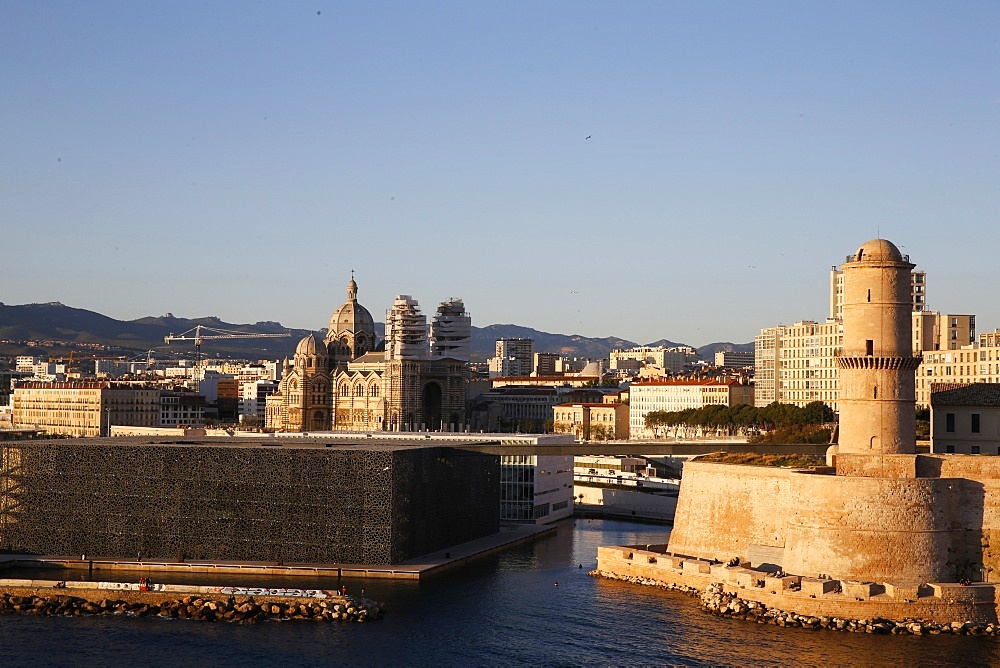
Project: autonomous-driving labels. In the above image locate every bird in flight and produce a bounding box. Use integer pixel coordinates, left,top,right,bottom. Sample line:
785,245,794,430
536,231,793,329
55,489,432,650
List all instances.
586,135,592,140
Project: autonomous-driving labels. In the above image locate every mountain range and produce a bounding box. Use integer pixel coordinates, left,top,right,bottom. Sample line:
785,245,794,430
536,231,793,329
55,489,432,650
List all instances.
0,302,752,362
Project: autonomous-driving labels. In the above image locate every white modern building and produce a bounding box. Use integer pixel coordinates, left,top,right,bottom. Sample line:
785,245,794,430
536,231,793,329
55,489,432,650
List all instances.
714,350,754,369
609,346,697,374
240,379,280,422
385,295,428,360
488,338,534,378
629,378,754,439
429,298,472,361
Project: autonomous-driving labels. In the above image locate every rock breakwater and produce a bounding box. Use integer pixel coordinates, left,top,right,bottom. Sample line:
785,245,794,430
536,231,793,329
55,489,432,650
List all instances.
0,590,384,624
591,571,1000,637
699,583,1000,636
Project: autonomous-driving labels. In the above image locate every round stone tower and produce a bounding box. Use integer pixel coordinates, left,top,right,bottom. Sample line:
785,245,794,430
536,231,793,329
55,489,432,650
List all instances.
836,239,921,455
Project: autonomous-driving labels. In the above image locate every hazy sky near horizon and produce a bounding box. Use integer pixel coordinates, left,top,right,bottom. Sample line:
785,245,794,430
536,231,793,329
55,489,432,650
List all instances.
3,2,998,346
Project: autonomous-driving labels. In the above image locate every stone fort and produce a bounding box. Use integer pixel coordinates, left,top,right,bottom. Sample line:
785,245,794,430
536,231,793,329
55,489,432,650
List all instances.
600,239,1000,623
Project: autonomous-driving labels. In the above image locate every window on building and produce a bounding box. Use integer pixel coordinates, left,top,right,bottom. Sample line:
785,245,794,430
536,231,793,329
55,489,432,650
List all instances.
972,445,981,455
866,340,874,356
972,414,981,433
946,413,955,432
946,444,955,453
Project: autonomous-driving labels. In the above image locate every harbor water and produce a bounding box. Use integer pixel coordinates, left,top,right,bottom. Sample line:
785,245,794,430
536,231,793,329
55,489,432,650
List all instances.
2,519,999,666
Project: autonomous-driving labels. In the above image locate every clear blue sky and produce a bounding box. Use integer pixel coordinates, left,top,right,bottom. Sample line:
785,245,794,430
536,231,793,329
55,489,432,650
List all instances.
3,1,998,346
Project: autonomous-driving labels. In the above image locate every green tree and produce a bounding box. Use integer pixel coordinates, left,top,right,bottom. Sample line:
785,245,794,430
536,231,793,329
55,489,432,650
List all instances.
643,410,671,437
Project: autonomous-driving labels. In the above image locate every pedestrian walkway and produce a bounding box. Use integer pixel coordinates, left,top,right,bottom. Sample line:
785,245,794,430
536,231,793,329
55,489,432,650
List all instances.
0,524,555,581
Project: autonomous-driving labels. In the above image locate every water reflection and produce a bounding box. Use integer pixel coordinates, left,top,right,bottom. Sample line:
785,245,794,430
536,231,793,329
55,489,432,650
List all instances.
2,519,1000,666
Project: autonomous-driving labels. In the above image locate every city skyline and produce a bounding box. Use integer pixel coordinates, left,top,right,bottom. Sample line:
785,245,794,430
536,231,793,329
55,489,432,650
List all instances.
4,2,998,346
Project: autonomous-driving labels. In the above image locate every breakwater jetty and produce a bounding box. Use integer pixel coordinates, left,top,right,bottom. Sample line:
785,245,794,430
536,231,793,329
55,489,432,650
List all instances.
0,577,383,623
594,544,1000,636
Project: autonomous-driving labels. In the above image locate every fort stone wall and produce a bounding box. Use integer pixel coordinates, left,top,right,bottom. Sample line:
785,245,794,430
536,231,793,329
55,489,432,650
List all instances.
619,239,1000,625
667,457,1000,585
596,545,1000,626
782,473,960,582
663,462,791,561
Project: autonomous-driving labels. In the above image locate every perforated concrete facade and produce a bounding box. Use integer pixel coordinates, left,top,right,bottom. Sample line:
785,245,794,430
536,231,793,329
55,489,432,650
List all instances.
0,439,499,565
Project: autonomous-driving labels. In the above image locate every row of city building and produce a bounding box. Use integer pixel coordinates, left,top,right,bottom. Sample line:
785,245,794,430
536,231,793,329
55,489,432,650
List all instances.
8,259,1000,453
486,337,752,381
753,265,985,410
0,276,763,442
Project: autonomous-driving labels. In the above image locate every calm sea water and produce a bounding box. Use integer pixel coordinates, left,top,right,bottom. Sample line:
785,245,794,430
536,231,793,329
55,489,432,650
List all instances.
2,519,999,667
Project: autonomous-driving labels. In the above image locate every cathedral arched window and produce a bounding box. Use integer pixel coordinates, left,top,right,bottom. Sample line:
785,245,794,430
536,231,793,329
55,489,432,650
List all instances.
339,383,349,397
369,384,379,398
354,384,365,397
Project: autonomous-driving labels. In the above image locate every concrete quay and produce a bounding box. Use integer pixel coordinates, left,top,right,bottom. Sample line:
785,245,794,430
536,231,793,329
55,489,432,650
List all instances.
596,544,1000,630
0,523,555,582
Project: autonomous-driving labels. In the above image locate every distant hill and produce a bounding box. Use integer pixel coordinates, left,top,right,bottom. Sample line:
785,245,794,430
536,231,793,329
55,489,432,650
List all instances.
473,324,638,361
0,302,313,359
0,302,752,363
696,341,755,360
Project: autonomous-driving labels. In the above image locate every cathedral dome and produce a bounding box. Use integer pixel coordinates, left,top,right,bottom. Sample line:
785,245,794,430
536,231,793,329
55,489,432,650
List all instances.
295,333,327,358
327,277,376,339
853,238,903,263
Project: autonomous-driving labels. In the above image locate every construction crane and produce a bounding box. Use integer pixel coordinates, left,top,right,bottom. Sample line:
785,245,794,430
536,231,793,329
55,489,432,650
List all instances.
48,351,77,377
126,349,159,374
164,325,292,377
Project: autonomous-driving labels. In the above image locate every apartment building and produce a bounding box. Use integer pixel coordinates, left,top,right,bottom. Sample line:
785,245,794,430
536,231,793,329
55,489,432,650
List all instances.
916,329,1000,407
714,350,755,369
553,402,630,440
759,252,973,410
754,320,843,409
533,352,560,376
913,312,976,354
488,338,534,378
12,381,161,437
978,330,1000,384
160,390,206,427
629,379,753,439
829,267,927,320
930,382,1000,455
240,379,280,422
15,356,43,373
609,346,696,374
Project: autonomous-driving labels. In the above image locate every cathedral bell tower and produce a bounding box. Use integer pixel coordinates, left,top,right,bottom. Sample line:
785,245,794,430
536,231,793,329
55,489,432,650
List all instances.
835,239,921,455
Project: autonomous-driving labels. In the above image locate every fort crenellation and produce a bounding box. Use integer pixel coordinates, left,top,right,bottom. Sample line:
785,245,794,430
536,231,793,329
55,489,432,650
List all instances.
596,238,1000,626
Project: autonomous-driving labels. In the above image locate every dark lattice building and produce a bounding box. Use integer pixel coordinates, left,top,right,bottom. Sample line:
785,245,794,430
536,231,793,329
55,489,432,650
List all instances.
0,438,499,564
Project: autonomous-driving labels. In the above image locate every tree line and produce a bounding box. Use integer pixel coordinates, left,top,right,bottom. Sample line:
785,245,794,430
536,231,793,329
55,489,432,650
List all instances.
644,401,836,442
